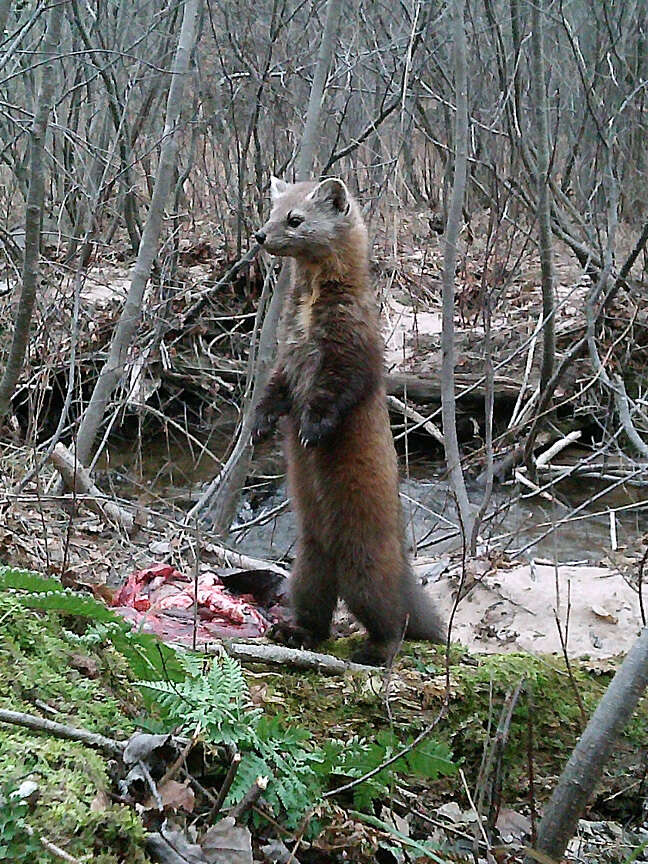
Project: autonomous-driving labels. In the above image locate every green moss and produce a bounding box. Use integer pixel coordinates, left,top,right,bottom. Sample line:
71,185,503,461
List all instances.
0,596,148,862
258,643,647,816
2,574,645,857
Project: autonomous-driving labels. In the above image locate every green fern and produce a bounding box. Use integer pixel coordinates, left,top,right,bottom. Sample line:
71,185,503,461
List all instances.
0,783,55,863
140,652,457,830
1,566,457,831
140,652,328,828
0,566,183,682
139,650,261,749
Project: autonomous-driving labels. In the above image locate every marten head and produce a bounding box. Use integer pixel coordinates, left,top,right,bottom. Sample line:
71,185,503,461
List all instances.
255,177,366,265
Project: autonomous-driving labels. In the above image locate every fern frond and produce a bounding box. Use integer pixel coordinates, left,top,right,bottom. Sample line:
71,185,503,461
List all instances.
0,566,63,593
224,752,271,809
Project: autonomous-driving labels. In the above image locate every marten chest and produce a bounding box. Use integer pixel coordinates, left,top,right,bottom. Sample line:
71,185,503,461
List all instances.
283,283,350,397
283,295,322,396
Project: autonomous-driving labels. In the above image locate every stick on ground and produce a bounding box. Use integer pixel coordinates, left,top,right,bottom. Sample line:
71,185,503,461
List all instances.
0,708,125,757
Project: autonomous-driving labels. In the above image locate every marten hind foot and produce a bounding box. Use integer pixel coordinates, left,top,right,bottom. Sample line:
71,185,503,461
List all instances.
268,620,327,652
351,639,398,667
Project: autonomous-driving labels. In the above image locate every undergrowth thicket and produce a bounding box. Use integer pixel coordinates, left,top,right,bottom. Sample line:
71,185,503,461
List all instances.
2,564,646,861
0,565,456,858
141,649,456,831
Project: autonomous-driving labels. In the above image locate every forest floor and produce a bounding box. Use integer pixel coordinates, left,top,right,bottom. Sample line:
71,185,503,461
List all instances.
1,207,648,861
2,565,648,864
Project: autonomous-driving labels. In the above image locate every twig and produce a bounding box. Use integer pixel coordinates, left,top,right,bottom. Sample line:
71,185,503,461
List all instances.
527,686,538,846
508,313,543,430
230,775,268,821
386,394,444,446
201,541,289,578
459,767,495,862
514,468,555,503
139,759,163,811
24,825,82,863
535,431,582,469
487,679,525,833
411,806,489,849
260,839,303,864
209,750,241,820
50,443,135,534
216,640,374,676
554,583,587,728
183,242,260,319
0,708,124,757
158,723,201,787
638,545,648,627
324,697,449,799
231,499,290,535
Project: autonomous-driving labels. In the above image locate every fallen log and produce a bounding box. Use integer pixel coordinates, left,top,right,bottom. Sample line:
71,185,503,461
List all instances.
50,442,135,534
386,372,520,410
215,640,374,676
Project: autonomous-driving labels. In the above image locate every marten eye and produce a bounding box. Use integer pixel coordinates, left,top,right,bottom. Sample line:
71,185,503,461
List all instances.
286,212,304,228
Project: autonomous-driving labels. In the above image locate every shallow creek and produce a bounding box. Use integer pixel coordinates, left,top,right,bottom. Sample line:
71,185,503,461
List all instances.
100,417,648,567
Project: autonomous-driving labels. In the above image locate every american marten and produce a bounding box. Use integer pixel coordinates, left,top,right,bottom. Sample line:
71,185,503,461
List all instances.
252,176,445,665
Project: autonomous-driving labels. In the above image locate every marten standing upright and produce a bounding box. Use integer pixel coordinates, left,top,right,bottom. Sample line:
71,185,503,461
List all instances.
252,176,445,665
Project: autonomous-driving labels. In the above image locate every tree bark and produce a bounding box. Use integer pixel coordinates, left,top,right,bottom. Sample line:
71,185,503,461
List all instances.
0,0,11,41
192,0,343,530
440,0,473,542
0,6,61,418
525,626,648,864
530,0,556,393
293,0,341,182
70,0,201,469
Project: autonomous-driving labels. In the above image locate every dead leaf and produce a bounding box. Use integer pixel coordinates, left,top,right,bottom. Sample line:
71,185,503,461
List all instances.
260,839,304,863
380,806,410,837
249,683,269,706
70,653,100,679
123,732,173,765
591,605,619,625
146,825,207,864
143,780,195,814
202,817,253,864
90,789,109,812
149,540,173,555
496,808,532,842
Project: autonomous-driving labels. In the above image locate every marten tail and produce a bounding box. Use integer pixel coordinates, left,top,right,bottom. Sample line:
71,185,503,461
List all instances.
404,577,446,644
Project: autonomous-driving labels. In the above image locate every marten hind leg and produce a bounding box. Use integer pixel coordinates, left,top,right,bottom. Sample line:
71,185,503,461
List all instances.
273,533,338,650
292,533,338,643
340,563,408,667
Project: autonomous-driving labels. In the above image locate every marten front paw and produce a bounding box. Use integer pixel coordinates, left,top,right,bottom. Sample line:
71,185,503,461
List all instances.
299,410,336,447
251,408,277,444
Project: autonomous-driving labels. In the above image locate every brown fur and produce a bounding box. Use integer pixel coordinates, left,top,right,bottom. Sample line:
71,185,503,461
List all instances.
252,177,445,665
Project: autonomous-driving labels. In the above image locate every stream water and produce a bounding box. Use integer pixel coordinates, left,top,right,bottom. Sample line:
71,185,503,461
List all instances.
100,417,648,566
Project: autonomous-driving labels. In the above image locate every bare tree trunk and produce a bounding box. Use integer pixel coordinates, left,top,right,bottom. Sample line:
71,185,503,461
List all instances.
0,6,61,419
531,0,556,393
71,0,201,468
293,0,341,182
525,626,648,864
0,0,11,40
191,0,343,530
440,0,473,542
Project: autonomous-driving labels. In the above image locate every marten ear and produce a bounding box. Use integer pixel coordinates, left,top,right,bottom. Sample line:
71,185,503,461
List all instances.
307,178,350,214
270,176,288,202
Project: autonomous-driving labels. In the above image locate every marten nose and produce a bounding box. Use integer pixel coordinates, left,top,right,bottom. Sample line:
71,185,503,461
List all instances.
255,230,266,244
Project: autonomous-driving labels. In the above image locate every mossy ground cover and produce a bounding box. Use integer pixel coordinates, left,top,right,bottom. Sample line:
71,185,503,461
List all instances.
1,581,645,862
0,594,148,863
260,638,647,821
